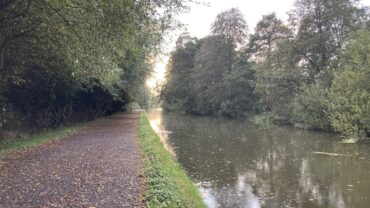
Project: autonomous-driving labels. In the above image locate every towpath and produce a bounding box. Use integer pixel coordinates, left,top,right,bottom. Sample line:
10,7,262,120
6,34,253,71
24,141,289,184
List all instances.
0,113,143,207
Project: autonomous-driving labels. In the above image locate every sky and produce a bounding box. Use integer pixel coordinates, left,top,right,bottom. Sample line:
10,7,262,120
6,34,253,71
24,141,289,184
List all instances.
146,0,370,90
178,0,295,38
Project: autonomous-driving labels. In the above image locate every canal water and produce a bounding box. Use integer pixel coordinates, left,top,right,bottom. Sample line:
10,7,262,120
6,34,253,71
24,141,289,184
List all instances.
147,109,370,208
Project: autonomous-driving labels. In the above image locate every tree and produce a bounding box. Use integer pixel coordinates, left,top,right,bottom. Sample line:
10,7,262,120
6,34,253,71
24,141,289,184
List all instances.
191,36,228,115
254,0,368,124
211,8,247,72
161,0,370,140
161,35,199,113
0,0,190,131
281,0,369,129
251,21,302,120
292,83,330,130
162,11,257,117
328,30,370,137
248,13,291,64
220,52,258,117
289,0,367,84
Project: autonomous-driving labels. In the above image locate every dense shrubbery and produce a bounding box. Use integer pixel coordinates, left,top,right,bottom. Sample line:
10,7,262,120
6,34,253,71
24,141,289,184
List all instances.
292,84,330,130
161,0,370,138
328,30,370,137
0,0,188,136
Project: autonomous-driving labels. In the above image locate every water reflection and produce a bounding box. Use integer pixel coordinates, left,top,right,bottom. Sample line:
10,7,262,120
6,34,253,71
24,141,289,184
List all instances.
147,111,177,157
147,110,370,208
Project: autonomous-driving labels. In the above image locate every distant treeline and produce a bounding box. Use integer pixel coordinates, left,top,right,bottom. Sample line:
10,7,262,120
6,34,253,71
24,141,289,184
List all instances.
161,0,370,138
0,0,187,137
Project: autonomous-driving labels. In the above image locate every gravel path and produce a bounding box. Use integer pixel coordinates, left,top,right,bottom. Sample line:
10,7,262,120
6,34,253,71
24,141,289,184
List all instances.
0,112,144,208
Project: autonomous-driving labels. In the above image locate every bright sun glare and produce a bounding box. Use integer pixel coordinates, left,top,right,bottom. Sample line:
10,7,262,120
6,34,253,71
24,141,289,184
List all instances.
146,58,167,93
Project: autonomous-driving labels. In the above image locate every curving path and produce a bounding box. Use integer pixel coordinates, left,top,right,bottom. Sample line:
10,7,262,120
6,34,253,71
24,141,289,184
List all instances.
0,113,144,208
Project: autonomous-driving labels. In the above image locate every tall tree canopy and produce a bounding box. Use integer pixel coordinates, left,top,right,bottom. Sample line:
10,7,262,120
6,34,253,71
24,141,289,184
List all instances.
248,13,291,63
161,34,198,113
0,0,189,132
211,8,247,72
162,0,370,138
162,8,258,117
289,0,367,83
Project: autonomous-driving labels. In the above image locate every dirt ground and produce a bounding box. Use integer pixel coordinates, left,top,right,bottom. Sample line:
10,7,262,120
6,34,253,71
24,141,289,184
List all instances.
0,112,144,208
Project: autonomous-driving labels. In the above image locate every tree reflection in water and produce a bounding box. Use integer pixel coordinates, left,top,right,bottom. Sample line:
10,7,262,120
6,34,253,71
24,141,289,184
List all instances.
148,110,370,208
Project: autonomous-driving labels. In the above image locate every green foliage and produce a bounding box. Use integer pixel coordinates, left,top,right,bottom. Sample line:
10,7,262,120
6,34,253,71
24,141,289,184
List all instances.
328,30,370,137
0,0,189,132
219,54,258,117
291,29,370,136
248,13,291,62
138,113,206,208
289,0,367,83
161,34,198,113
211,8,248,45
254,65,304,122
292,84,331,129
248,113,272,128
211,8,248,72
191,36,229,115
252,0,369,130
162,0,369,139
250,13,301,121
162,9,258,117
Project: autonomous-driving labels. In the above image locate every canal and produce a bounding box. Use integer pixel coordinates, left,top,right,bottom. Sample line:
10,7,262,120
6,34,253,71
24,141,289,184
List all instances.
147,110,370,208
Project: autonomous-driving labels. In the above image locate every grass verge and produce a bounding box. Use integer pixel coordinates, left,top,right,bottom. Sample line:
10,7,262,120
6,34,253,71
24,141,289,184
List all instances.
138,112,206,208
0,124,83,155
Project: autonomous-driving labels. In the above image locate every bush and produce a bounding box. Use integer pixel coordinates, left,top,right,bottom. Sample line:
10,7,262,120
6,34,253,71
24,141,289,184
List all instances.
292,84,331,130
329,70,370,137
328,30,370,137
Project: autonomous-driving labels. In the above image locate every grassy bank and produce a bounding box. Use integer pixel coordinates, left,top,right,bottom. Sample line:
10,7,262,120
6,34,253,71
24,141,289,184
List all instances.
0,124,83,155
138,112,206,208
